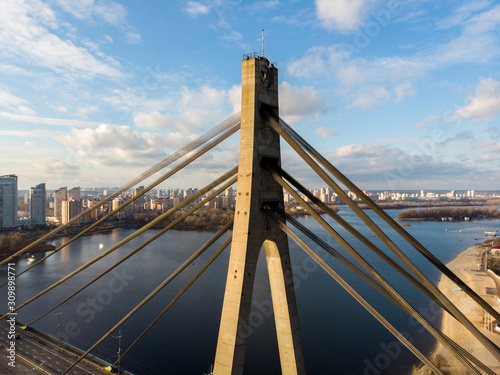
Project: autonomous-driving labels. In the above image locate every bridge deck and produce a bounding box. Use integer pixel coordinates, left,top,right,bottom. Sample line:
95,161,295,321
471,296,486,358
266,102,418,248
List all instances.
0,319,126,374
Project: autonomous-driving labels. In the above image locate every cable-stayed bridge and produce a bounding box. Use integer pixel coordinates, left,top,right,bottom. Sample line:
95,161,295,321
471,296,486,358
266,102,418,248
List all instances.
1,55,500,375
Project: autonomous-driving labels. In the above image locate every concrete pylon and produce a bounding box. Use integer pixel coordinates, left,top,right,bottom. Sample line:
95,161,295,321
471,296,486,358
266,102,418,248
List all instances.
214,56,305,375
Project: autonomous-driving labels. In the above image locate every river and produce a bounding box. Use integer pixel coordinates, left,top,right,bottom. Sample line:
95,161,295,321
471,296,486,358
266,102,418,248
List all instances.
3,207,500,375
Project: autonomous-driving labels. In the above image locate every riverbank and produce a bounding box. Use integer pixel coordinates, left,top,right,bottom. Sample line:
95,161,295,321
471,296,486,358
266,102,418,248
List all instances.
411,246,500,374
0,232,56,256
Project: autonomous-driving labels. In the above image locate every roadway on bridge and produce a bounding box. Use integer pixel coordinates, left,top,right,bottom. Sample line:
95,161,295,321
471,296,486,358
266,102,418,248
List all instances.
0,319,111,374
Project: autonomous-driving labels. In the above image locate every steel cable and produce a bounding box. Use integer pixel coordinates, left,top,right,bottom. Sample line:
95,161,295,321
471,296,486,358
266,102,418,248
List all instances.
1,167,238,319
27,177,236,327
0,112,241,265
61,221,233,375
265,167,481,374
263,109,500,363
0,122,240,288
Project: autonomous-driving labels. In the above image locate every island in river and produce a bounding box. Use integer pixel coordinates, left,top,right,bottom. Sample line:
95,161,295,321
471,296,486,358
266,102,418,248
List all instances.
397,206,500,222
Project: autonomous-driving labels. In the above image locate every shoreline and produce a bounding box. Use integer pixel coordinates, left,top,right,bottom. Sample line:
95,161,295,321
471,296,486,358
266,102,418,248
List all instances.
411,245,500,374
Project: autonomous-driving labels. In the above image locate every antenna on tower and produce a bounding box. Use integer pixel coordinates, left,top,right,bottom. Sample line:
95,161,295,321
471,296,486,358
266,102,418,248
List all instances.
262,28,264,57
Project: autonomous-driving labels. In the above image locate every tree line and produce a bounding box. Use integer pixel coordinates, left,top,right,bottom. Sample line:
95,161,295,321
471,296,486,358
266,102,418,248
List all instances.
397,206,500,221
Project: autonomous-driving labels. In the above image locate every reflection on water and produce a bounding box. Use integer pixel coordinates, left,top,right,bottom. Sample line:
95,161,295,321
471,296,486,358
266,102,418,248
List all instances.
2,208,499,375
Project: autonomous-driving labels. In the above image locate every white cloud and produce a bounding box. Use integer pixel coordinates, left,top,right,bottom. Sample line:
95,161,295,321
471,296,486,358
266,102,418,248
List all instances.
124,31,141,44
0,0,124,79
33,156,80,176
434,4,500,65
287,45,342,78
0,112,109,128
334,143,392,159
288,44,424,84
477,154,500,162
56,0,141,43
56,124,191,167
415,115,444,129
327,143,494,189
436,0,492,29
132,85,229,131
289,4,500,114
77,105,99,117
394,81,414,102
93,0,128,27
220,80,329,125
0,129,64,139
488,142,500,153
221,31,247,48
228,84,241,113
222,31,243,42
51,105,69,113
315,127,339,139
133,111,173,130
346,86,389,110
0,87,32,112
18,105,36,115
315,0,373,32
56,0,94,20
279,81,327,124
184,1,211,17
453,78,500,120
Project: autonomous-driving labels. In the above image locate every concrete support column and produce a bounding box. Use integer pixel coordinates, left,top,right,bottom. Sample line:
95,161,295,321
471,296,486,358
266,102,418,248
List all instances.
213,56,305,375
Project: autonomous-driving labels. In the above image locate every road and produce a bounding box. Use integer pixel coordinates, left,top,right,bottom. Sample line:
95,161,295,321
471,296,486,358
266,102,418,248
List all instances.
0,318,112,374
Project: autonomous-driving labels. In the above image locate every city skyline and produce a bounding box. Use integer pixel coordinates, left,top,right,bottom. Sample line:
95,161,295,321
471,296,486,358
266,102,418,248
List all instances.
1,1,499,190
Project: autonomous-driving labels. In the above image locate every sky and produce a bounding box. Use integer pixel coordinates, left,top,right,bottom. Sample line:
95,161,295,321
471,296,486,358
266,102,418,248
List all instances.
0,0,499,191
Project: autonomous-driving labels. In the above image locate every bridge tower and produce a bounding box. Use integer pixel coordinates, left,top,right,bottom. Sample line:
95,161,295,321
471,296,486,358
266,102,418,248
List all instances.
214,55,305,375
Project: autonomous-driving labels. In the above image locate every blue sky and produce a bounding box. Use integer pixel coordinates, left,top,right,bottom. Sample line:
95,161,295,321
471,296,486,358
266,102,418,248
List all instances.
0,0,499,191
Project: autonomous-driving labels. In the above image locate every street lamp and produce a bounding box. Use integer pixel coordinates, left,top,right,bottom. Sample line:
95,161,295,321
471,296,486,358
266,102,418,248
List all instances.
112,329,123,374
55,312,62,346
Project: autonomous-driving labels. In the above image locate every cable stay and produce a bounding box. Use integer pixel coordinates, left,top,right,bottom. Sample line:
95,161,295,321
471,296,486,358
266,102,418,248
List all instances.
0,122,240,289
262,160,454,313
27,176,236,327
6,56,497,375
269,109,500,324
1,167,238,320
0,112,241,266
275,211,496,375
267,210,445,375
111,233,233,369
60,220,234,375
262,108,500,364
262,185,484,374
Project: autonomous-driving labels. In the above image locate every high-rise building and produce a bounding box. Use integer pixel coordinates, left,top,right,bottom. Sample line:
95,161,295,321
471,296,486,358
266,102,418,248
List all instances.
134,186,145,204
30,183,46,225
68,187,81,201
0,175,18,228
54,187,68,221
61,199,81,224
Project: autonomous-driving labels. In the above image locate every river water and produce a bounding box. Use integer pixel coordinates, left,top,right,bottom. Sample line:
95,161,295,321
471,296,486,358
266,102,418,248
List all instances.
3,208,500,375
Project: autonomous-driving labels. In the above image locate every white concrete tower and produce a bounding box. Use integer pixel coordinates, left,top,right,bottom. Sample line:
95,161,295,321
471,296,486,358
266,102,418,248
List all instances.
214,55,305,375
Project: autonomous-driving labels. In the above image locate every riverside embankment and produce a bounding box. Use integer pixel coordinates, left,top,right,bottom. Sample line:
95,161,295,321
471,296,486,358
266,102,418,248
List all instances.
412,245,500,374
